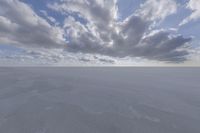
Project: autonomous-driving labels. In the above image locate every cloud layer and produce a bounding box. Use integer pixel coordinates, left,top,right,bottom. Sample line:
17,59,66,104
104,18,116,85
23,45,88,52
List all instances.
49,0,191,62
0,0,197,64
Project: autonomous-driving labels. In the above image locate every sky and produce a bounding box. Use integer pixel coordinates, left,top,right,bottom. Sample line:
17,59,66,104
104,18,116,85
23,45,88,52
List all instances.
0,0,200,66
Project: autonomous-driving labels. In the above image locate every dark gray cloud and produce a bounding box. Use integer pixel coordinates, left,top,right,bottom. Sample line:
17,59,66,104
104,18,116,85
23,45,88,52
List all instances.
130,30,192,62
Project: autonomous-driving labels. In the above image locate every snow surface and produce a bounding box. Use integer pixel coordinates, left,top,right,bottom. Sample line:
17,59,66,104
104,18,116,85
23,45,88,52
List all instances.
0,67,200,133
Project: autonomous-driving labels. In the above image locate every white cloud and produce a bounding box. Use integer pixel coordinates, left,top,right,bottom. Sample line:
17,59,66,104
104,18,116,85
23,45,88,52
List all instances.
0,0,66,48
40,10,59,26
48,0,191,63
137,0,177,21
0,0,194,64
180,0,200,26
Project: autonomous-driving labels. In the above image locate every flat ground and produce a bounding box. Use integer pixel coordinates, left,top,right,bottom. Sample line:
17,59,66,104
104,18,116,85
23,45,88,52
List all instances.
0,67,200,133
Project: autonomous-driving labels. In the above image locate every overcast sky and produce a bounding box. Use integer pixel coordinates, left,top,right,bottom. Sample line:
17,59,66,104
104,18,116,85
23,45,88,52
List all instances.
0,0,200,66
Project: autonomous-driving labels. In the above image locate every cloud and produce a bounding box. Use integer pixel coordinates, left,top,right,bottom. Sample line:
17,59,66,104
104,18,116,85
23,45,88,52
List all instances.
93,56,115,64
0,0,65,49
134,29,192,62
179,0,200,26
136,0,177,21
79,57,91,62
98,58,115,64
40,10,60,26
49,0,191,63
0,0,193,64
78,56,115,64
0,47,77,66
